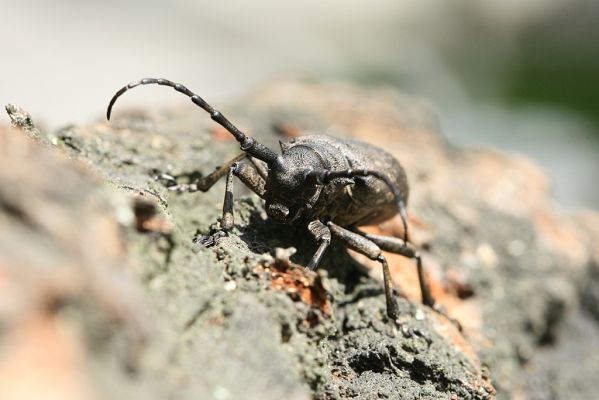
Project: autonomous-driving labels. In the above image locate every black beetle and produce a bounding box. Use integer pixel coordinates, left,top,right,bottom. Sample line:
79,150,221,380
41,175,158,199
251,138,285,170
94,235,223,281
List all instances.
107,78,440,321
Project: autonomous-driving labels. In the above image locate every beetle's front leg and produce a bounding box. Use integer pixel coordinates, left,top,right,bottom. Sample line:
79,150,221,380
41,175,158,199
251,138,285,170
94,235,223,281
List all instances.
196,162,266,246
249,156,269,180
195,165,236,246
161,153,247,193
306,220,331,270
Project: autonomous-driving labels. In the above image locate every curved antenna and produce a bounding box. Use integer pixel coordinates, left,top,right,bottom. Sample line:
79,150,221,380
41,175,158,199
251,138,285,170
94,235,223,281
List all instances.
106,78,278,164
306,168,410,243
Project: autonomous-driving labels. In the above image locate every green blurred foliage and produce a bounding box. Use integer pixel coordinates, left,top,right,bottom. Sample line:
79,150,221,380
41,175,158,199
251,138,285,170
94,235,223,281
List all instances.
508,1,599,130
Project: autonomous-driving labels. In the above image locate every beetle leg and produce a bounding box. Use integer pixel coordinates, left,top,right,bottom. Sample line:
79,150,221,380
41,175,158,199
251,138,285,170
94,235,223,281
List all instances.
327,222,400,321
305,186,323,211
196,162,266,247
195,165,236,246
306,220,331,270
235,162,266,197
350,229,461,330
249,156,269,180
168,153,247,193
351,229,434,307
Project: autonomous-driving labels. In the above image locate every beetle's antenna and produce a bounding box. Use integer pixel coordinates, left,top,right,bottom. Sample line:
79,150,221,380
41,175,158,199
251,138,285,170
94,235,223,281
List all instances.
306,169,410,243
107,78,278,164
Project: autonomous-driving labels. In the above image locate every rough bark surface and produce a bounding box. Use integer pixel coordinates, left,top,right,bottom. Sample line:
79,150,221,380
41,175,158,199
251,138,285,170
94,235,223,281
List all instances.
2,81,598,400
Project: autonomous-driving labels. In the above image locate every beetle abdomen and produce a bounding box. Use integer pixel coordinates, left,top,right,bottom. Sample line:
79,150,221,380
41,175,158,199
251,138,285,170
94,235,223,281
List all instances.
288,135,409,226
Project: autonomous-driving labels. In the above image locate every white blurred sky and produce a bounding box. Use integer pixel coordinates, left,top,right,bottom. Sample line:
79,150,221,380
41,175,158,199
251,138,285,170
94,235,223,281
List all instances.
1,0,598,208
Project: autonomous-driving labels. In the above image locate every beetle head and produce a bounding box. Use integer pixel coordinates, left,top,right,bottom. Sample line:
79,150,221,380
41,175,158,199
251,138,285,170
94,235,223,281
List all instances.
264,145,325,223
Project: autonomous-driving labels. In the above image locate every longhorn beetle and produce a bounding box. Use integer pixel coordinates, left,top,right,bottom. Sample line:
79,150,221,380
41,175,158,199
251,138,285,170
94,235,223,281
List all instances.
107,78,439,322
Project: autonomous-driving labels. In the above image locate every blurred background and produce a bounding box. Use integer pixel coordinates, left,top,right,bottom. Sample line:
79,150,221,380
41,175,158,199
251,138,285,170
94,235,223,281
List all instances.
2,0,598,209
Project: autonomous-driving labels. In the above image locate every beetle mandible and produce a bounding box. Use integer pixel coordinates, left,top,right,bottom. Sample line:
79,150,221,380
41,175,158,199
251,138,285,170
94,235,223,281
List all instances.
107,78,438,321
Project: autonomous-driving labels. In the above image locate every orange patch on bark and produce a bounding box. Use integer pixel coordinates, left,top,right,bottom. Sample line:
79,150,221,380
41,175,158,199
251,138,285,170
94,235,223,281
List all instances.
0,313,93,400
257,260,331,316
210,126,235,142
533,209,587,266
273,122,303,139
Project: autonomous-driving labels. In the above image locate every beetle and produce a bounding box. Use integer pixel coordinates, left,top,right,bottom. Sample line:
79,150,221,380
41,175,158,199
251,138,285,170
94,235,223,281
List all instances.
107,78,439,321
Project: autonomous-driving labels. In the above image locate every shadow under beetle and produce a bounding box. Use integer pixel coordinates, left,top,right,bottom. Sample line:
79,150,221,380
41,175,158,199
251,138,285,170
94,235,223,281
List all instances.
107,78,441,322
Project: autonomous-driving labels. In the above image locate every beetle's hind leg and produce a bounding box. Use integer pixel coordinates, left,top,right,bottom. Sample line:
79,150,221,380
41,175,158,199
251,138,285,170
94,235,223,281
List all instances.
327,222,400,321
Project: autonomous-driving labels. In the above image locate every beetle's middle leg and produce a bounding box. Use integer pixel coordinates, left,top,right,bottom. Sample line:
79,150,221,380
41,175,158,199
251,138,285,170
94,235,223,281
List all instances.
327,222,400,320
350,229,461,330
195,162,266,246
351,228,434,307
